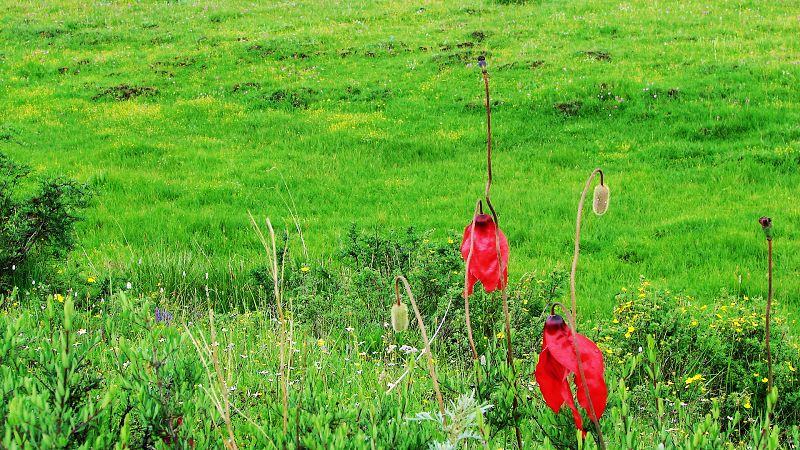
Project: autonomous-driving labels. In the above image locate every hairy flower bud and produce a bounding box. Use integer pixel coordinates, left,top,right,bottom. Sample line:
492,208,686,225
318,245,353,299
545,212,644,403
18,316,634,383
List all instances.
759,216,773,241
592,184,609,216
391,302,409,332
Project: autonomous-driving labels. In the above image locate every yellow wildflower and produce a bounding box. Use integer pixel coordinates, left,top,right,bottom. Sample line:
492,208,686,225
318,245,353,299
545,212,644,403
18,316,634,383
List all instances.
685,374,705,385
87,276,96,283
300,266,310,273
55,294,65,303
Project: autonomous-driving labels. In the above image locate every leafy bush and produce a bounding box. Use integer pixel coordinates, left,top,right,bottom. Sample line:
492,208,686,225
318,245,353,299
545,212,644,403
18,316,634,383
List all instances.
1,297,117,448
0,153,89,291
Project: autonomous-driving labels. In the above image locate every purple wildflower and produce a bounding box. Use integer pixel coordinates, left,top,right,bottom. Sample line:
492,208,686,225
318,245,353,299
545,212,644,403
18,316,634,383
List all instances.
154,307,173,325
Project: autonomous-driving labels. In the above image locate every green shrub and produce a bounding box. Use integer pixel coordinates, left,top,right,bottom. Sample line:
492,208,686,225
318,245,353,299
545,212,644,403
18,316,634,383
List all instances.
0,153,89,291
1,296,118,448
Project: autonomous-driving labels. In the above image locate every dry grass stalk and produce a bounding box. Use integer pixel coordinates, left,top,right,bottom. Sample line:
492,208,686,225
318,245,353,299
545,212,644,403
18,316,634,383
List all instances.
395,275,446,425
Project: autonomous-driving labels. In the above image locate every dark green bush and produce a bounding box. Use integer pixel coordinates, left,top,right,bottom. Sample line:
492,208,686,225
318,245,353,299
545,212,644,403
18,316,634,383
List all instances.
0,153,90,291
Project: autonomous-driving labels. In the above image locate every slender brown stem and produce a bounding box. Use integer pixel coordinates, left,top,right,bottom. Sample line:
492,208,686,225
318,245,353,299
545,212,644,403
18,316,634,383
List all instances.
479,59,511,362
757,215,774,450
758,217,774,395
396,276,447,426
464,199,482,360
502,287,522,449
481,63,493,205
480,57,521,449
766,239,773,392
568,169,607,449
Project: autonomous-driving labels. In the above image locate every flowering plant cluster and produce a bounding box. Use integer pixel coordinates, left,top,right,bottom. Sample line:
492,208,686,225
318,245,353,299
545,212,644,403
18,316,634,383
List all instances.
452,58,611,444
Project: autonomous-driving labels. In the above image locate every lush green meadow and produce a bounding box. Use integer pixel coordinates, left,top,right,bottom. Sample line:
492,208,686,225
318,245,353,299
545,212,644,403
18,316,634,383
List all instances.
2,0,799,316
2,0,800,448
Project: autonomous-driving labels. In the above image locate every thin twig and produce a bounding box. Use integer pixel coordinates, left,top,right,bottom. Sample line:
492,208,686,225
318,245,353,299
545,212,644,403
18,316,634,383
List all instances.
395,275,447,426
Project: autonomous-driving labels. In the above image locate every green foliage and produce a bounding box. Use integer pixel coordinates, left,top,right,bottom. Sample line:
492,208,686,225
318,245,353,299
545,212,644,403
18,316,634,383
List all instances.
1,276,799,448
605,279,800,429
109,293,201,449
1,296,115,448
0,153,89,291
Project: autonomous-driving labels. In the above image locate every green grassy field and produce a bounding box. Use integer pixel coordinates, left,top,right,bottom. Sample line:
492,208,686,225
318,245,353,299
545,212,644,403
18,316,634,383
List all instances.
2,0,799,317
2,1,800,447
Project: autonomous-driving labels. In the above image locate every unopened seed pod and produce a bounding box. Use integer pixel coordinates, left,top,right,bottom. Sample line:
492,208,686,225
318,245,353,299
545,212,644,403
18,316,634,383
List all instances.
391,302,409,332
593,184,610,216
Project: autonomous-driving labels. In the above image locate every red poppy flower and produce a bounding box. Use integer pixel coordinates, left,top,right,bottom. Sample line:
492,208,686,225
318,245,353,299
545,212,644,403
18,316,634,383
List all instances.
460,214,509,295
535,314,607,437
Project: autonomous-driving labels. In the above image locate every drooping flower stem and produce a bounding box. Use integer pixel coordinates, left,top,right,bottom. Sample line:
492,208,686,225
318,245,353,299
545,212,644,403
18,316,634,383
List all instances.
395,275,446,426
479,56,521,449
479,56,496,215
570,168,604,327
568,170,608,449
463,199,482,360
478,56,514,365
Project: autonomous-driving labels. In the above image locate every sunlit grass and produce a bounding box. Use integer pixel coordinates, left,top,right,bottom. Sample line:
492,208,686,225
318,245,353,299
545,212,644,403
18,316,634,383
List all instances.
0,0,798,323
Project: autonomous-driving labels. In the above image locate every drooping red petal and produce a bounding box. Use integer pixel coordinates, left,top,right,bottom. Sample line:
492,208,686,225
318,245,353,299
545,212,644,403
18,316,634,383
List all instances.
563,384,585,437
542,315,608,421
460,214,509,295
535,347,568,413
535,347,585,436
573,334,607,421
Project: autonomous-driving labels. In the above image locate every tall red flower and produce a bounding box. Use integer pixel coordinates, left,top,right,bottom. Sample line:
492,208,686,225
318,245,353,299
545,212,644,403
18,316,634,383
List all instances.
535,314,607,436
461,214,509,295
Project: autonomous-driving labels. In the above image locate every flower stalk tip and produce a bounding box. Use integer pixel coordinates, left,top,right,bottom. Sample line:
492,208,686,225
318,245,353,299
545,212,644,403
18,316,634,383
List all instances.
759,216,773,241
